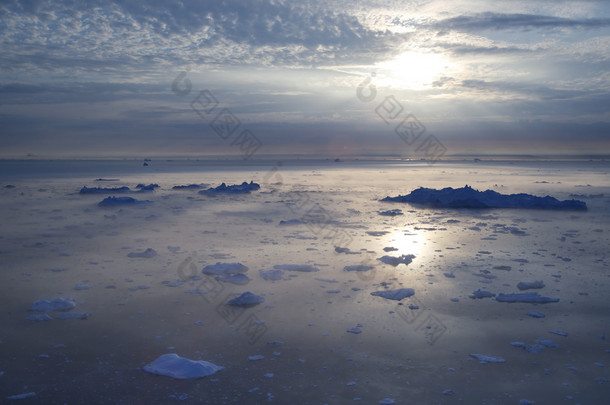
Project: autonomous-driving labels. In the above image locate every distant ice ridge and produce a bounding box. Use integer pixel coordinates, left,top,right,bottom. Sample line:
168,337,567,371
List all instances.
382,185,587,210
143,354,223,379
97,196,151,207
198,181,260,194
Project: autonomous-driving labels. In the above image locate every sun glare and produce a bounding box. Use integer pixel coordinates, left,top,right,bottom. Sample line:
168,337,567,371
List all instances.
375,51,448,90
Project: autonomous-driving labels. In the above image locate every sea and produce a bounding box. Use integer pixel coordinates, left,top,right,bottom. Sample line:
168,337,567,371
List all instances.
0,158,608,404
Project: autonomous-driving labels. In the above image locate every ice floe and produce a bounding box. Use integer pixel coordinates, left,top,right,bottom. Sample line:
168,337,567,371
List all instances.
259,269,285,280
202,262,249,275
198,181,260,194
496,292,559,303
127,248,157,258
29,298,76,312
80,186,130,194
517,281,545,290
382,185,587,210
370,288,415,301
143,353,223,379
377,254,415,267
469,353,505,363
470,289,496,299
98,196,150,207
216,273,251,285
343,265,373,272
226,292,265,307
378,209,403,216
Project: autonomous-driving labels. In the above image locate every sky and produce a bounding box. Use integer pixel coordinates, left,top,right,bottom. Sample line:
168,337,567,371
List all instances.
1,0,610,159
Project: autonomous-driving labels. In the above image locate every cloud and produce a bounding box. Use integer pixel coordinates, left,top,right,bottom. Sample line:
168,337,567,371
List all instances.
434,12,610,32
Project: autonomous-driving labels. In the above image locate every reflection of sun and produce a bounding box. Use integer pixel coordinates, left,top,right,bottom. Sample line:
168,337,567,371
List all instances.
375,51,447,90
387,228,427,258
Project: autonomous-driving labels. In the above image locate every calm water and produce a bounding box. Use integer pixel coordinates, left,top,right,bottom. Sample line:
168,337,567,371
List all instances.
0,159,608,404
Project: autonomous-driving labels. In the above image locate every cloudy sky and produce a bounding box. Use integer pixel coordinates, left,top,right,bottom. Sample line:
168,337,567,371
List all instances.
1,0,609,158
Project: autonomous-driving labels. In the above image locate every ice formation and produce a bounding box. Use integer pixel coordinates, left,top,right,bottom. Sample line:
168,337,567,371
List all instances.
382,185,587,210
142,354,223,379
198,181,260,194
370,288,415,300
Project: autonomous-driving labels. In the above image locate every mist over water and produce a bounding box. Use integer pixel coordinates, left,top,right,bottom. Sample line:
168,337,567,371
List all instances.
0,158,608,404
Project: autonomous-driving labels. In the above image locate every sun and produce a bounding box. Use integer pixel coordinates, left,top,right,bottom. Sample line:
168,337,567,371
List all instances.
375,51,448,90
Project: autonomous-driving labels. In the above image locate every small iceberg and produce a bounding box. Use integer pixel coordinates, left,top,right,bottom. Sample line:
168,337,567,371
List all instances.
216,273,251,285
202,262,249,275
135,183,159,192
371,288,415,301
29,298,76,312
470,289,496,299
226,292,265,307
55,312,89,320
273,264,319,272
382,185,587,210
517,281,545,290
378,209,403,216
143,353,223,379
172,183,208,190
259,269,285,280
377,254,415,267
343,265,373,272
199,181,260,194
496,292,559,303
470,353,505,363
98,196,150,207
80,186,131,194
127,248,157,258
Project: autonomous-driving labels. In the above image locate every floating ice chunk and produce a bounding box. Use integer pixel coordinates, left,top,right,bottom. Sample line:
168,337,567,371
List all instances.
496,292,559,303
55,312,89,320
162,280,185,287
127,248,157,258
344,265,373,272
525,344,545,354
315,277,339,283
442,389,454,396
226,292,265,307
371,288,415,301
80,186,130,194
347,327,362,334
184,289,208,294
202,262,249,275
128,285,150,291
378,209,403,216
172,184,207,190
74,283,92,290
216,273,251,285
248,355,264,361
519,399,535,405
98,196,150,207
26,313,52,321
135,183,159,192
549,330,568,337
493,265,512,271
443,273,455,278
29,298,76,312
379,399,395,404
517,281,545,290
143,354,223,379
469,353,505,363
199,181,260,194
6,392,36,400
382,185,587,210
510,342,526,348
279,219,304,226
259,269,285,280
273,264,319,272
526,311,546,318
537,338,557,348
470,289,495,299
377,254,415,267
